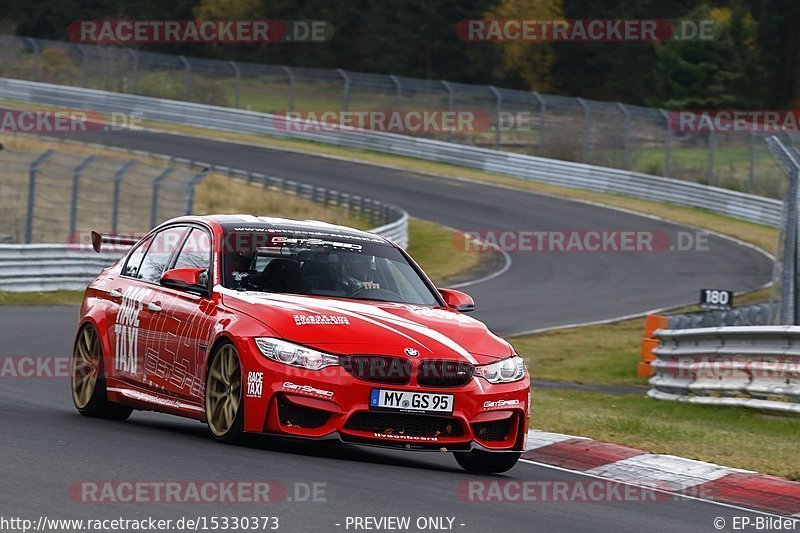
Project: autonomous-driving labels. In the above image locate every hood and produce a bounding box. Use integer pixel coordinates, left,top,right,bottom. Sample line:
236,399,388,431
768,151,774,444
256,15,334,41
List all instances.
217,288,513,364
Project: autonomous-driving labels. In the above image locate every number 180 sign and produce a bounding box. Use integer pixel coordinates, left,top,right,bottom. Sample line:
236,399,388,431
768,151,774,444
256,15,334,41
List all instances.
700,289,733,311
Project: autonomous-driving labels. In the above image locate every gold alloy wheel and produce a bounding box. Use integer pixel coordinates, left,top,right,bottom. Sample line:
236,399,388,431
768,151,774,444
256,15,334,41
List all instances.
71,327,101,410
205,345,242,437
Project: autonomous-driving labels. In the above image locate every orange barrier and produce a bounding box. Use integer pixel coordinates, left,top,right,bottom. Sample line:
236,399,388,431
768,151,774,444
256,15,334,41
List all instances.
638,314,668,378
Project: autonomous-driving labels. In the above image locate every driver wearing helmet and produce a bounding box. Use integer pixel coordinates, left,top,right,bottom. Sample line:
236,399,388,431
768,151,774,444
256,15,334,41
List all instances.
340,254,380,294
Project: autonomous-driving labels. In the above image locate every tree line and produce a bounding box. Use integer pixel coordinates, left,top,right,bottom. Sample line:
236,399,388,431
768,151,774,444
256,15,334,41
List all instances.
3,0,799,108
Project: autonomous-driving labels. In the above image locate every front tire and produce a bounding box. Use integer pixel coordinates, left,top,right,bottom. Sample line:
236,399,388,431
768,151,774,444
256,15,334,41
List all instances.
71,324,132,420
205,342,244,443
454,450,521,474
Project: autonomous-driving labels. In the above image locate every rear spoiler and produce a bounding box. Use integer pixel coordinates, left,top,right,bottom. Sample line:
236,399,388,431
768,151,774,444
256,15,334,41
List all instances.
90,231,140,253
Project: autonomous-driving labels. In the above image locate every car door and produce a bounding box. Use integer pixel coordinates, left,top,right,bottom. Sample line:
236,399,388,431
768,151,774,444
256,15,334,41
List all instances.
144,227,216,403
106,234,154,386
113,225,188,388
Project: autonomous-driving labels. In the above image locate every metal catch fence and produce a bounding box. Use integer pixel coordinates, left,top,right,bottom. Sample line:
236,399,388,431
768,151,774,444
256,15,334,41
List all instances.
0,34,793,200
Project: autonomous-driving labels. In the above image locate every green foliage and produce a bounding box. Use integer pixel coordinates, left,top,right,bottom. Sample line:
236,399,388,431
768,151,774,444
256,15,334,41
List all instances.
2,0,799,109
653,2,767,109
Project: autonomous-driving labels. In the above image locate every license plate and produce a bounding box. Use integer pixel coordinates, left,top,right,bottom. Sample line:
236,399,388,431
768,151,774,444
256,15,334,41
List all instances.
370,389,454,414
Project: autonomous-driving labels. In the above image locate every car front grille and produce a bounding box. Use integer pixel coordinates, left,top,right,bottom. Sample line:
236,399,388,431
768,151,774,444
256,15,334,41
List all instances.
417,360,474,387
341,356,412,385
472,417,513,441
345,411,464,438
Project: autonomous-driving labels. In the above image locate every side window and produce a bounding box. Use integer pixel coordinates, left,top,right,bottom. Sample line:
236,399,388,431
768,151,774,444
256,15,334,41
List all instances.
174,228,212,277
122,236,153,278
138,227,188,283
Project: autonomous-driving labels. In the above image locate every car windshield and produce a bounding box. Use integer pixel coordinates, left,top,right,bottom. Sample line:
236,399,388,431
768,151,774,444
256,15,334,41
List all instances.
221,231,439,306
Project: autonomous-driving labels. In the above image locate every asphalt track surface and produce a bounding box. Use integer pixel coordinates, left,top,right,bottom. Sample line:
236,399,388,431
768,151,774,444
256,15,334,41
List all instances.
0,129,775,531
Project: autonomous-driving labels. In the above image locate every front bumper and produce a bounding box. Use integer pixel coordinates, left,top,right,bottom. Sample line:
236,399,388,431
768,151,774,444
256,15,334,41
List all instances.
241,345,531,452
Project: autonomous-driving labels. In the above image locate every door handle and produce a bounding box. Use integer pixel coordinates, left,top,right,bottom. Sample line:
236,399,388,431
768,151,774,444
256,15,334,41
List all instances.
109,289,123,298
148,302,162,312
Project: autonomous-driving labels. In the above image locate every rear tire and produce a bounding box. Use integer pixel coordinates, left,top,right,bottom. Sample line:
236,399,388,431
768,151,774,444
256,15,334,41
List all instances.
71,324,132,421
205,342,244,443
454,450,521,474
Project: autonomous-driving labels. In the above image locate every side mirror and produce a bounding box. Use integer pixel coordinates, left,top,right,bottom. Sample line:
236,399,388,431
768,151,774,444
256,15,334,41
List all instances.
160,267,208,293
439,288,475,312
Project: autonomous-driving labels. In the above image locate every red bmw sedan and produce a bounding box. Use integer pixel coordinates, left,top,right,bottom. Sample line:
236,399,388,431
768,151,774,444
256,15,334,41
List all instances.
72,215,531,473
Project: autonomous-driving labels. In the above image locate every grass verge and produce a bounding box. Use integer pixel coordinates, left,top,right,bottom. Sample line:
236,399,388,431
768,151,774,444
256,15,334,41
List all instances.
0,290,85,306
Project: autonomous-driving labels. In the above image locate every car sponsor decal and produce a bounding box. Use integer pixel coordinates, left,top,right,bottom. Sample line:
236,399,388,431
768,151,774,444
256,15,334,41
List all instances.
483,399,521,409
372,433,439,442
271,236,363,251
113,286,151,375
106,387,204,412
293,314,350,326
246,372,264,398
282,381,334,397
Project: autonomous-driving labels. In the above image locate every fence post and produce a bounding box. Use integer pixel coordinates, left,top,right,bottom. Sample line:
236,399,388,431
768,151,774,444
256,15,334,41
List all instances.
338,69,350,112
390,75,402,109
25,150,55,244
229,61,241,108
25,38,42,82
68,155,97,241
111,160,137,233
184,167,210,215
150,168,175,228
617,103,631,170
707,131,716,185
75,44,88,87
659,109,672,177
179,55,191,99
489,86,502,149
127,49,139,94
441,81,454,142
283,66,295,112
748,131,757,193
765,136,800,324
532,92,546,155
577,98,590,163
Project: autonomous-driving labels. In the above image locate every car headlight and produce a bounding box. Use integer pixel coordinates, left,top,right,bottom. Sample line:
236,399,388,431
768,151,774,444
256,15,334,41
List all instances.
474,355,526,384
254,338,339,370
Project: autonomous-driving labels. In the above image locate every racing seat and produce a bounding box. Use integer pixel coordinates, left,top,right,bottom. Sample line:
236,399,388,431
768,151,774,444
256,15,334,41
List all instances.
259,258,303,293
301,260,339,291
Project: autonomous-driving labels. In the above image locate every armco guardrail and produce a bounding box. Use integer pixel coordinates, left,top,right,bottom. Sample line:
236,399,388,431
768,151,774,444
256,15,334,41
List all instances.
0,244,128,291
0,78,784,228
649,326,800,414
